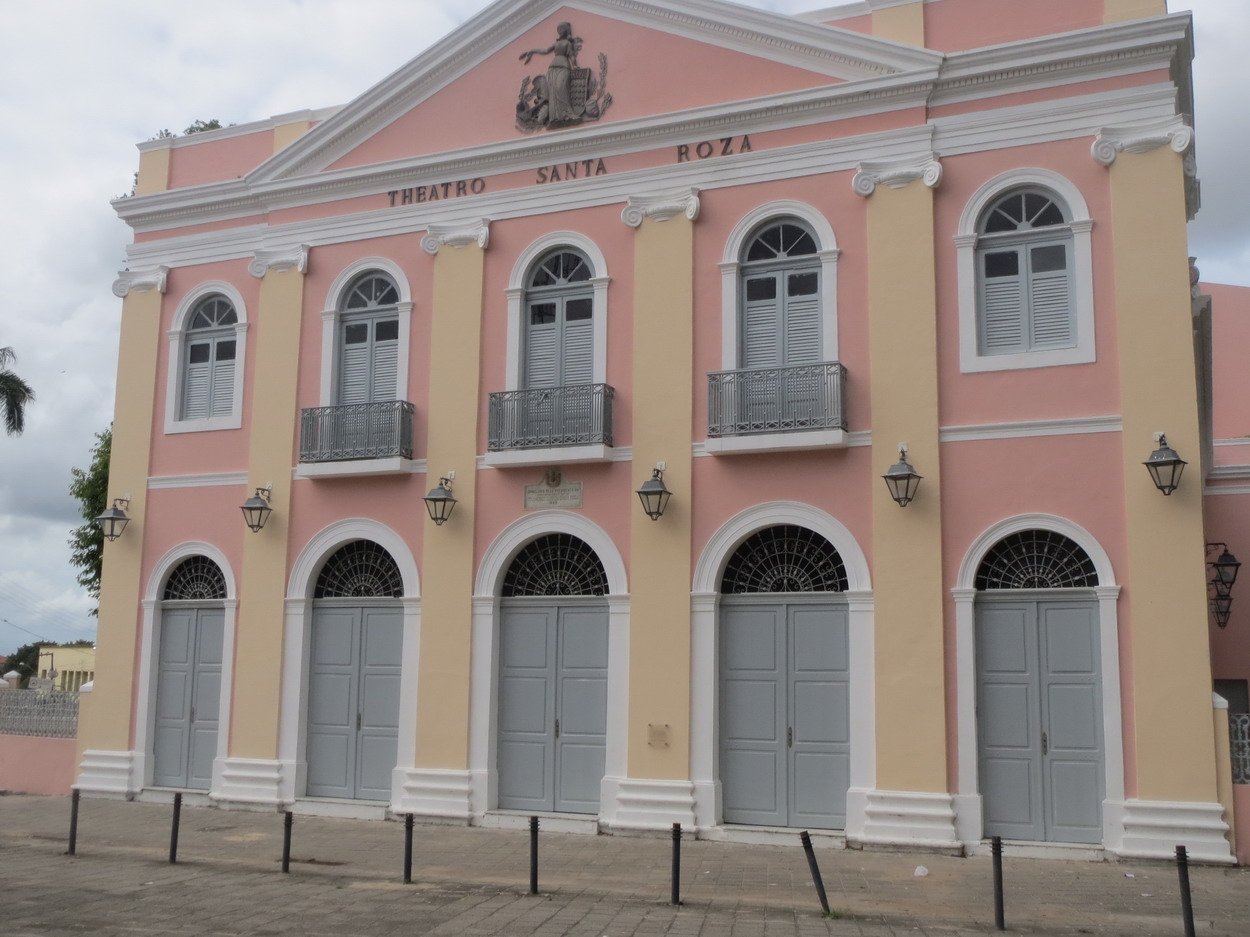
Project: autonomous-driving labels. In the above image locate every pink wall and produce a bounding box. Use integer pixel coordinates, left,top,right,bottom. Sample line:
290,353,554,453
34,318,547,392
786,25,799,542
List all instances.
167,130,276,190
1236,785,1250,865
0,735,77,796
924,0,1106,52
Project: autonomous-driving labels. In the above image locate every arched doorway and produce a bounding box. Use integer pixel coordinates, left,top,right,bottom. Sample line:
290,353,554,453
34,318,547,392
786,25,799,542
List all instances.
306,540,403,801
719,525,850,829
153,555,226,790
497,533,609,814
975,529,1103,843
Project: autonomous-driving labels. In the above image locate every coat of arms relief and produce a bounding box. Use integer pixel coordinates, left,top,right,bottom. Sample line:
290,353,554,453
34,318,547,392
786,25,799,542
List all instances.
516,22,613,133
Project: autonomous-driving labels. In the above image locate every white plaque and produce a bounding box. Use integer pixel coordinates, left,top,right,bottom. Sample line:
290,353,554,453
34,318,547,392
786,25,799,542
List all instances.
524,480,583,509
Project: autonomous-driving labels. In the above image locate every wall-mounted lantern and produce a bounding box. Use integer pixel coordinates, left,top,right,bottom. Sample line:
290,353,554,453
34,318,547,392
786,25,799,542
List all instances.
636,464,672,521
96,496,131,542
423,473,457,526
1143,433,1186,495
882,446,923,507
240,485,274,533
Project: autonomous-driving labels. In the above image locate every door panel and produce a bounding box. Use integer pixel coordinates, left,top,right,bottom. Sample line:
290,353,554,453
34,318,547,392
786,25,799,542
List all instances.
153,607,223,790
721,605,786,826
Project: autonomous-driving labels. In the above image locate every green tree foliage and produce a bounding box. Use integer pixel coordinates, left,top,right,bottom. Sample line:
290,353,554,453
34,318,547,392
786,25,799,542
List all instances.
0,346,35,435
68,427,111,615
3,643,40,685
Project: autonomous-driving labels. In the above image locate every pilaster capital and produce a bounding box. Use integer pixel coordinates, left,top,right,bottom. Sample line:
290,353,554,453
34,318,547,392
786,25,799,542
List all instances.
1091,117,1193,166
249,245,309,278
112,265,169,298
852,154,942,196
621,188,700,227
421,218,491,254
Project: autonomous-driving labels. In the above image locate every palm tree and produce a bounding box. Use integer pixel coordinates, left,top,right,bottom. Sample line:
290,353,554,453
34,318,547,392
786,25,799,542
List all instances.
0,347,35,435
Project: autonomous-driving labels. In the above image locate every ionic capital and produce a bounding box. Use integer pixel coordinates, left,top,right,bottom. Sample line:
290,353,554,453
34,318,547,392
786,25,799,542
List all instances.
112,266,169,298
249,245,309,278
622,188,700,227
421,219,491,254
852,155,942,196
1091,117,1193,166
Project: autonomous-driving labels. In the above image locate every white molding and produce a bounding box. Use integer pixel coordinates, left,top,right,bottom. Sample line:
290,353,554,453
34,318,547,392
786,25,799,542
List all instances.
1116,800,1233,864
700,429,846,455
147,472,248,489
621,188,700,227
212,758,286,807
1205,485,1250,497
286,519,421,601
248,245,308,278
1092,115,1193,166
76,750,141,797
476,446,631,469
394,768,473,820
955,168,1096,374
603,778,697,831
135,106,342,153
163,280,249,435
420,218,490,254
480,445,616,468
112,266,168,297
294,457,424,479
939,415,1121,443
719,200,840,368
1206,464,1250,480
852,791,960,849
852,153,942,195
474,511,628,598
1212,439,1250,448
504,232,610,391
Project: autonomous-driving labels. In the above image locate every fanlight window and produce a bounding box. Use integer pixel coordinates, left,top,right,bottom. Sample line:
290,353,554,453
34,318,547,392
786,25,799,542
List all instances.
501,534,608,597
721,525,847,594
181,294,239,421
343,274,400,310
528,250,592,288
743,222,818,263
975,530,1098,590
315,540,404,598
163,556,227,601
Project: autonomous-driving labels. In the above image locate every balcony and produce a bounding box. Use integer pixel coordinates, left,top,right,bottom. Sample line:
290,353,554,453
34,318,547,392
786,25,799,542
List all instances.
486,383,615,466
705,362,847,454
296,401,417,478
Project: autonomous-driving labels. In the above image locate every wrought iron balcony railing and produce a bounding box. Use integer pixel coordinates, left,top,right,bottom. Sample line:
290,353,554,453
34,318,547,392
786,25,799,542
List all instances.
707,362,847,438
1232,712,1250,785
299,400,415,463
488,383,615,451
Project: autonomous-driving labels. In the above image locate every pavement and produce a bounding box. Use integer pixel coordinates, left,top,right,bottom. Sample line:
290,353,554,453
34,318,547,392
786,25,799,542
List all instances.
0,794,1246,937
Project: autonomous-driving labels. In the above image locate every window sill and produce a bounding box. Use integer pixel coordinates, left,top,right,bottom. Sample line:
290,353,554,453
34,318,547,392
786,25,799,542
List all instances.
294,457,426,479
164,416,242,434
699,429,846,455
481,444,617,468
960,345,1094,373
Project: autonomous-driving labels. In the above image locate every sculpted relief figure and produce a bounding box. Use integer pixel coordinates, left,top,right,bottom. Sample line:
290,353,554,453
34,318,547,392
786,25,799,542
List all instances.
517,22,612,133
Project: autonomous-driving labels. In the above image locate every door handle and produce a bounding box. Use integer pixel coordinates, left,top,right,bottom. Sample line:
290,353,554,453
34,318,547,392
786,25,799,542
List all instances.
190,706,196,723
787,726,793,748
356,712,362,732
1041,731,1048,756
555,718,561,739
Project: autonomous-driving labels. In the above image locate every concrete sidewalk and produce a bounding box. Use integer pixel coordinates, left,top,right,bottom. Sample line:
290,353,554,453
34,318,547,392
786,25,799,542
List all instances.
0,794,1245,936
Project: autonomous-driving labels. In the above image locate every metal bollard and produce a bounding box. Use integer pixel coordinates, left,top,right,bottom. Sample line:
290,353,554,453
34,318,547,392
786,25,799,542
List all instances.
671,822,682,906
168,792,182,864
799,831,831,916
1176,845,1196,937
403,814,414,884
281,811,293,873
992,835,1005,931
529,816,539,895
67,788,80,856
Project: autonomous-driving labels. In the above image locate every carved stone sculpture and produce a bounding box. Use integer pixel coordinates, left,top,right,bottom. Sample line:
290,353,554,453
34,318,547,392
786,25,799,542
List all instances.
517,23,612,133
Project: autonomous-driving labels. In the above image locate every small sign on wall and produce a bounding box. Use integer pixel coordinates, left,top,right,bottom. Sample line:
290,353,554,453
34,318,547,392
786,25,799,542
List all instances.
524,470,583,510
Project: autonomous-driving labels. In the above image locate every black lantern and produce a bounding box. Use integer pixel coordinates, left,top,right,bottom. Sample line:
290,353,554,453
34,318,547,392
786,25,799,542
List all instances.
1212,594,1234,629
423,476,457,526
882,448,922,507
240,486,273,533
636,468,672,521
1143,434,1186,495
1207,543,1242,596
96,497,131,542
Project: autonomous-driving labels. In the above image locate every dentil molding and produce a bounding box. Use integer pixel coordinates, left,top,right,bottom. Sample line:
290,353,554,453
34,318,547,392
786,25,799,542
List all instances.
421,218,491,254
852,154,942,195
248,245,309,278
112,266,169,298
621,188,701,227
1091,116,1193,166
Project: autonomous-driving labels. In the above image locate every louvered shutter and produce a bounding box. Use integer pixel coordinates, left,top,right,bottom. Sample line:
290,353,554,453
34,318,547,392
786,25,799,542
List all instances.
1027,244,1073,348
561,315,594,385
979,249,1025,354
742,274,780,369
183,362,210,420
339,341,371,404
210,356,235,417
525,315,559,388
783,270,821,364
371,338,398,401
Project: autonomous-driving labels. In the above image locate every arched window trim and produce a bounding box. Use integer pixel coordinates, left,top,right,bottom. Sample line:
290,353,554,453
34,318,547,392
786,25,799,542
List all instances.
956,169,1095,374
504,232,609,390
164,281,249,435
719,201,839,369
318,258,413,406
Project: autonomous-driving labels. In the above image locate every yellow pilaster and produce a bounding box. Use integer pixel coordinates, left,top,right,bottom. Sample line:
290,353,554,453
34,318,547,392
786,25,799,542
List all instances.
414,238,486,769
871,1,925,47
231,254,306,760
1109,146,1219,803
864,179,947,793
627,210,695,780
1104,0,1168,24
81,274,166,756
134,146,171,196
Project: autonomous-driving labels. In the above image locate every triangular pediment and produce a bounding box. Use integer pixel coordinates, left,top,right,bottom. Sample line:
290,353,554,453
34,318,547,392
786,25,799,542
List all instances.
252,0,940,184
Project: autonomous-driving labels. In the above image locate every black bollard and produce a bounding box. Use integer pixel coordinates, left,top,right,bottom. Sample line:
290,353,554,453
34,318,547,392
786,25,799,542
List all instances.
799,831,831,915
529,816,539,895
992,835,1005,931
403,814,414,884
281,811,293,873
168,792,182,864
67,788,80,856
1176,845,1196,937
671,822,682,906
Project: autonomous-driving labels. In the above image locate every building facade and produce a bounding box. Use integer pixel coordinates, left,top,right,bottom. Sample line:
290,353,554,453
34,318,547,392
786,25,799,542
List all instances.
79,0,1241,862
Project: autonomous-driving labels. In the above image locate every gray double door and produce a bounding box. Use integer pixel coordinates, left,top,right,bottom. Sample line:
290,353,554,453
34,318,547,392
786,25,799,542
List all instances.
720,599,849,829
976,596,1103,843
307,605,402,801
498,602,608,814
153,606,223,790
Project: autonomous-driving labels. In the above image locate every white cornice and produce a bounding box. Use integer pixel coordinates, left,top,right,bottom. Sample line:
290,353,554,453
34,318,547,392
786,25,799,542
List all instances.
420,219,491,254
249,245,309,278
112,266,169,297
1091,114,1192,165
148,472,248,490
939,415,1122,443
852,152,941,195
135,106,343,154
621,189,700,226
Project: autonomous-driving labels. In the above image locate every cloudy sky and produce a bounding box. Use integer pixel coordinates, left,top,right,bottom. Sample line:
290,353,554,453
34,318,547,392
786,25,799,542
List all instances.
0,0,1245,654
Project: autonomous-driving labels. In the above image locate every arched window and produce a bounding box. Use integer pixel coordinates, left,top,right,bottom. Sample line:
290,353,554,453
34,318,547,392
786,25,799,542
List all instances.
720,525,847,594
180,294,238,421
975,530,1098,590
163,555,228,601
337,272,400,404
314,540,404,598
739,220,821,369
523,249,594,389
501,534,608,597
975,188,1075,357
